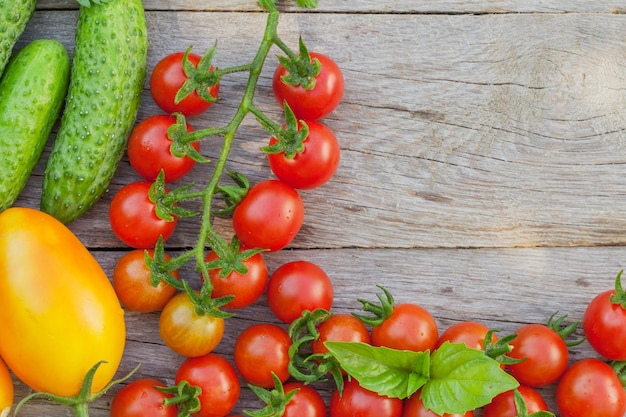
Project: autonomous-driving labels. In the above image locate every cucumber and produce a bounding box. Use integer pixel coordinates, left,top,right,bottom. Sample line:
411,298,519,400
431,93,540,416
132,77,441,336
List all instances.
41,0,148,224
0,0,37,77
0,39,70,212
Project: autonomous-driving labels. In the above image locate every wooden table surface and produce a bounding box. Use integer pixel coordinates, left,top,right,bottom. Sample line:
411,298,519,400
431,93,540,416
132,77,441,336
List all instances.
9,1,626,415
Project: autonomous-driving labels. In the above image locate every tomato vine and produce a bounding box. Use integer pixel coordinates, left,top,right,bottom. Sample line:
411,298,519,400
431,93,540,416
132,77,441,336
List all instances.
142,3,324,315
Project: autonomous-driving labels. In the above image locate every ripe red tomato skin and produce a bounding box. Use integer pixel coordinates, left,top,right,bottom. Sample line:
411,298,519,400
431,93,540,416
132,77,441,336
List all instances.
266,260,334,324
372,303,438,352
175,353,240,417
205,249,268,309
283,382,327,417
311,313,371,355
273,52,344,120
482,385,548,417
110,378,177,417
556,358,626,417
403,390,473,417
127,114,199,183
267,120,340,190
150,51,220,117
583,289,626,360
233,323,291,388
436,321,496,350
232,180,304,252
112,249,178,313
109,181,178,249
329,378,403,417
506,323,569,387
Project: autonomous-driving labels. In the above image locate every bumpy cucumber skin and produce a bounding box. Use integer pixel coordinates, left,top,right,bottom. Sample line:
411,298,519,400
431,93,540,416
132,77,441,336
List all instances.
41,0,148,224
0,0,37,77
0,39,70,212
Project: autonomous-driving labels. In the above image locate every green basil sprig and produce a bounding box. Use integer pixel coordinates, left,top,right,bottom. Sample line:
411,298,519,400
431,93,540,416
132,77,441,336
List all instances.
325,340,519,416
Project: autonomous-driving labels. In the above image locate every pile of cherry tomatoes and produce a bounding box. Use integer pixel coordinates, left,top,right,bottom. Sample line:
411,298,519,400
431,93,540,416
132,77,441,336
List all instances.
104,33,626,417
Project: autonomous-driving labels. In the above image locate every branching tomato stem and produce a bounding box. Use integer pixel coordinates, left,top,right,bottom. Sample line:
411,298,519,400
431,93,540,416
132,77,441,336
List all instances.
163,10,285,311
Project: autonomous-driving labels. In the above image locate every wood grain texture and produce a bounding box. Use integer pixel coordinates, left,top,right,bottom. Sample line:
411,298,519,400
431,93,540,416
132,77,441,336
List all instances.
7,2,626,417
15,11,626,249
36,0,626,14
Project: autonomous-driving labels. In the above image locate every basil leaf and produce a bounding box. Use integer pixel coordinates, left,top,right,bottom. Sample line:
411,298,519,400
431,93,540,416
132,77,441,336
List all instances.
324,341,429,399
422,342,519,415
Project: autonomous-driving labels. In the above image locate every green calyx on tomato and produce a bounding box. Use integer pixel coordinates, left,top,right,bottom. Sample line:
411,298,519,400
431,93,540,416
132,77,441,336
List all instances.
259,102,308,159
175,45,220,105
245,373,298,417
275,37,321,91
204,233,266,279
325,340,519,416
158,380,202,417
144,237,186,291
287,309,345,390
546,311,585,347
150,171,199,222
482,330,525,366
609,269,626,307
166,113,208,163
14,362,139,417
353,285,394,326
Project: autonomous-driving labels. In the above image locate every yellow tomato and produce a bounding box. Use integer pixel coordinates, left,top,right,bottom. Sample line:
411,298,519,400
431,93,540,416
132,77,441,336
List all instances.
159,292,225,357
0,208,125,397
0,357,12,417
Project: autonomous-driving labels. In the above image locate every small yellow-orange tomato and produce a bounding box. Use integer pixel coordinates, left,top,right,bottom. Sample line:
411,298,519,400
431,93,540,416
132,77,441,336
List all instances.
113,249,179,313
0,208,126,397
159,292,225,357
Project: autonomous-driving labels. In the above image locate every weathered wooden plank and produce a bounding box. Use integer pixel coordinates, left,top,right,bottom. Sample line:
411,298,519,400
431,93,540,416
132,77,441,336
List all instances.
37,0,626,14
14,11,626,250
10,245,625,415
7,6,626,417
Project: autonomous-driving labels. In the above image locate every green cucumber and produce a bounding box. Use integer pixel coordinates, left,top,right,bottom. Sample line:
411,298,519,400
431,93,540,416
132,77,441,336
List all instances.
41,0,148,224
0,0,37,77
0,39,70,212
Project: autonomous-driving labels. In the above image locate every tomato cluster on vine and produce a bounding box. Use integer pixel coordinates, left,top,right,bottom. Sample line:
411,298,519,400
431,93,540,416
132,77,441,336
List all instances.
105,7,626,417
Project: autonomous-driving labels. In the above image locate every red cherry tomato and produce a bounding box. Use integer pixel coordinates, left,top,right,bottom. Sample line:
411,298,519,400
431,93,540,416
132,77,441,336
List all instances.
482,385,549,417
109,181,178,249
127,115,199,183
232,180,304,252
329,378,403,417
205,248,268,309
112,249,179,313
283,382,327,417
506,323,569,387
266,260,334,324
273,52,344,120
403,390,474,417
311,313,371,355
436,321,496,350
556,358,626,417
372,303,438,352
233,323,291,388
583,274,626,360
150,51,220,117
175,353,240,417
267,120,340,190
110,378,177,417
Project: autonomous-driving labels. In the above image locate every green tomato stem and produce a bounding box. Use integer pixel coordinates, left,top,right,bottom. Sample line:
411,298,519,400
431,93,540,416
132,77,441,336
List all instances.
189,10,281,300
